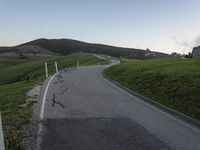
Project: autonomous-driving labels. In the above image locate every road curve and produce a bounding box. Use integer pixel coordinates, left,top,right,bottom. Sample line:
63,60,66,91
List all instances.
34,62,200,150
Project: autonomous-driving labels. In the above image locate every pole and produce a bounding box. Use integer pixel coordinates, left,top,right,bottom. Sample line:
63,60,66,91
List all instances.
45,62,48,78
55,61,58,73
77,60,79,67
0,112,5,150
26,73,29,83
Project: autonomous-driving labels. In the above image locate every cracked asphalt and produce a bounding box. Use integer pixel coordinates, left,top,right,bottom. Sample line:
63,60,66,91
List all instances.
34,61,200,150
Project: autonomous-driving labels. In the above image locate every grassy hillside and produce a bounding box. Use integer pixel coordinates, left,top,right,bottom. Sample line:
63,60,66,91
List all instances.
0,38,169,59
0,53,107,85
0,57,32,68
105,58,200,120
0,53,108,149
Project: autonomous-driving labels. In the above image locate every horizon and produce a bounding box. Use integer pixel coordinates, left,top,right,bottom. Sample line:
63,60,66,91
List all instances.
0,37,182,55
1,0,200,54
0,37,170,54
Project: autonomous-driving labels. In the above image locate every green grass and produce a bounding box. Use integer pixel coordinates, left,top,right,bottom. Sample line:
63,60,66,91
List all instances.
0,53,108,149
105,58,200,120
0,57,32,68
0,53,108,85
0,81,34,149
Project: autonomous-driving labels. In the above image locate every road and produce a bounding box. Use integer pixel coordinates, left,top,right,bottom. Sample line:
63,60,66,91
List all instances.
34,61,200,150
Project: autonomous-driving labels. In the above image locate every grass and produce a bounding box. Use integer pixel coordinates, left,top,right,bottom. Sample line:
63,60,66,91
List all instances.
0,81,34,149
0,53,108,85
105,58,200,120
0,57,32,68
0,53,108,150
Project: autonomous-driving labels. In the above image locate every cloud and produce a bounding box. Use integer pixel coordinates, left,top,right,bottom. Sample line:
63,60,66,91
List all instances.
170,25,200,53
193,36,200,47
173,35,200,51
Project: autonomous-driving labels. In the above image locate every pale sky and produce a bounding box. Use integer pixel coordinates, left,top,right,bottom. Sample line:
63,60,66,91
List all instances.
0,0,200,54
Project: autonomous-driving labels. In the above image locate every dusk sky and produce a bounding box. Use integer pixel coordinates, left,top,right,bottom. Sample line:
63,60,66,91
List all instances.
0,0,200,54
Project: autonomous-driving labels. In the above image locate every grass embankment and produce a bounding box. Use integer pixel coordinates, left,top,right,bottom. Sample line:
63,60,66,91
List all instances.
0,53,108,150
105,58,200,120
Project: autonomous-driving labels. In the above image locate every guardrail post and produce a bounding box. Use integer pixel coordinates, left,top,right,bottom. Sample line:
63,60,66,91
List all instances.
0,112,5,150
45,62,48,78
77,60,79,67
55,62,58,73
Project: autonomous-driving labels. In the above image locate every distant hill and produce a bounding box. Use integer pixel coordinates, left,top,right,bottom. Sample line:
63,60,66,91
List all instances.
0,38,169,59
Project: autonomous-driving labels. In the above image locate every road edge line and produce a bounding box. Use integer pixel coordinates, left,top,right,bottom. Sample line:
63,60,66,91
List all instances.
40,73,58,119
102,71,200,134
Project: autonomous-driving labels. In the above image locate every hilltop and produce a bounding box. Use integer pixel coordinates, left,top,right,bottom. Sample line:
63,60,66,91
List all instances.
0,38,169,59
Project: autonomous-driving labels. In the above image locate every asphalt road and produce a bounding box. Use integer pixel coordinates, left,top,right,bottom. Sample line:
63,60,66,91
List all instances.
34,61,200,150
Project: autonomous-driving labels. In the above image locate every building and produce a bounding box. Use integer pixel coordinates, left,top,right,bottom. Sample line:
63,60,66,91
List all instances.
192,46,200,57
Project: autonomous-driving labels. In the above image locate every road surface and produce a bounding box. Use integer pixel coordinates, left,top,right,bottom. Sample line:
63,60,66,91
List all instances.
34,61,200,150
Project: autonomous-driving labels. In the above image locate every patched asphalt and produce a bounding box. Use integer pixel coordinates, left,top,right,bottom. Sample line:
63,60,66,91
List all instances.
42,118,170,150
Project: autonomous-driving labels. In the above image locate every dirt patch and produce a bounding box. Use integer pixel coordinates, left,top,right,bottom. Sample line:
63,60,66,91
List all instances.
19,85,41,108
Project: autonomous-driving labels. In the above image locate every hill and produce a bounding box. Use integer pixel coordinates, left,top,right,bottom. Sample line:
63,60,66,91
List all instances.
0,38,169,59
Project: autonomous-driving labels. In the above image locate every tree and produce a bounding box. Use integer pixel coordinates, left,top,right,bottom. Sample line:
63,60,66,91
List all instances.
146,48,150,51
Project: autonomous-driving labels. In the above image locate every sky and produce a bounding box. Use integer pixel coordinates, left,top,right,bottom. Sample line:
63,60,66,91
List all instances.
0,0,200,54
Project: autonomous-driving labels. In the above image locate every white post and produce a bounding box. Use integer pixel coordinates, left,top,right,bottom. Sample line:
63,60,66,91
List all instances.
77,60,79,67
55,61,58,73
45,62,48,78
0,112,5,150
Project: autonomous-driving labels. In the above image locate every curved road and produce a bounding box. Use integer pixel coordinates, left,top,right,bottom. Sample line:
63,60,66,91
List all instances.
34,61,200,150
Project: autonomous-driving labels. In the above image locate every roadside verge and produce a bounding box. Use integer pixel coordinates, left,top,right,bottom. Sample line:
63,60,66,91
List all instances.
102,71,200,129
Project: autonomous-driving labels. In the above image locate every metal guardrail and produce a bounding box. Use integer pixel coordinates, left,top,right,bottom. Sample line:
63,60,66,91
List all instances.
0,112,5,150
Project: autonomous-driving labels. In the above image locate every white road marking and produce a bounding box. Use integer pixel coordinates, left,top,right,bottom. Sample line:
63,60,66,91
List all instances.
0,112,5,150
92,54,107,60
40,73,58,119
102,73,200,134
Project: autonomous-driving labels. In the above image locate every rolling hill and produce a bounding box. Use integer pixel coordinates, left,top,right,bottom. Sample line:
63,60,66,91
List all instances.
0,38,169,59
